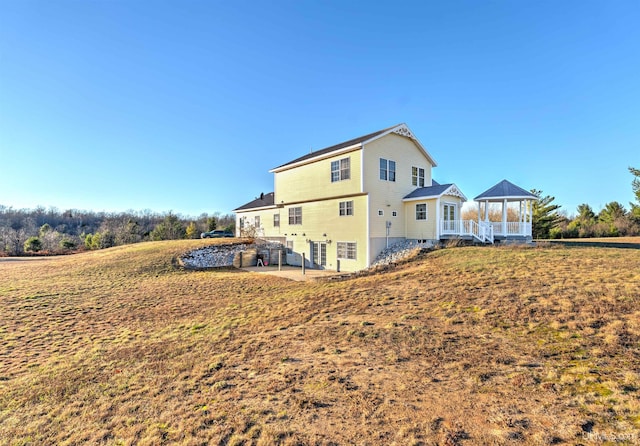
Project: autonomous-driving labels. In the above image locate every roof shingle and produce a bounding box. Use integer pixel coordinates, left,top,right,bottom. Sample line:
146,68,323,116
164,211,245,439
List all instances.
234,192,275,211
272,124,402,170
474,180,538,200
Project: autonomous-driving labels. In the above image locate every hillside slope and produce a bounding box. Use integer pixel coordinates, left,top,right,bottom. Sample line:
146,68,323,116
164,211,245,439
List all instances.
1,241,639,445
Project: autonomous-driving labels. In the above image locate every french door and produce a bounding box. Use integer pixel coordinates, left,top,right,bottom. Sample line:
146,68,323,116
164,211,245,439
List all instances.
311,242,327,269
443,203,457,233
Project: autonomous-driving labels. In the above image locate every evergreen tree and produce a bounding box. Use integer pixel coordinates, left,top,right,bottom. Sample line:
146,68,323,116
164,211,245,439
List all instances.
630,166,640,221
150,213,186,240
531,189,562,239
24,236,42,252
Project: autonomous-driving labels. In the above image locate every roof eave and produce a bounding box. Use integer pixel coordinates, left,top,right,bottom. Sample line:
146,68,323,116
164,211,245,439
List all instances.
403,195,440,202
473,195,539,201
234,204,278,213
269,142,363,173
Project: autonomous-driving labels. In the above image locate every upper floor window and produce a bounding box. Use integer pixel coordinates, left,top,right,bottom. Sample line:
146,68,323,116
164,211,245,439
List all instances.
331,157,350,182
273,213,280,227
416,203,427,220
339,200,353,216
380,158,396,182
412,167,425,187
289,207,302,225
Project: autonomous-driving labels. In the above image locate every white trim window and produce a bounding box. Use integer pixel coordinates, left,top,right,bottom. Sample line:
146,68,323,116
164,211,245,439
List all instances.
273,213,280,227
392,211,398,217
416,203,427,220
286,240,294,254
289,207,302,225
331,157,350,182
379,158,396,182
337,242,357,260
339,200,353,216
254,216,260,227
378,209,384,216
412,167,425,187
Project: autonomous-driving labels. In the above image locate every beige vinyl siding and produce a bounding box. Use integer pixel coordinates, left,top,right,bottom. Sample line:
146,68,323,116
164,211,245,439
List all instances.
236,208,282,238
362,133,434,240
279,195,368,272
274,150,363,204
404,199,438,240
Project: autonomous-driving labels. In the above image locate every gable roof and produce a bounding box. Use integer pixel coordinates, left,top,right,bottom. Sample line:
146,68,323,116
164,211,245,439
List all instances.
403,182,467,202
270,123,437,172
234,192,275,212
474,179,538,201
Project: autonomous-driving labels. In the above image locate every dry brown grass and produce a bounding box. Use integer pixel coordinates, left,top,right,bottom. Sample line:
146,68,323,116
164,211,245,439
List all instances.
1,240,639,445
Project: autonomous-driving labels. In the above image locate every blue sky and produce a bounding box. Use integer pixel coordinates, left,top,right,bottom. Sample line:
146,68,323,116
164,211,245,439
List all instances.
1,0,639,218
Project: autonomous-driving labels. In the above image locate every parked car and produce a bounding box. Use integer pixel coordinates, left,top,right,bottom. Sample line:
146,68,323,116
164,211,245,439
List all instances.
201,230,234,238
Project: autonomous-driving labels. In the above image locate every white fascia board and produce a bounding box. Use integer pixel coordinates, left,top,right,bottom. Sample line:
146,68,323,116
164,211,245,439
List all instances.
472,195,539,202
362,123,438,167
402,195,440,202
269,143,362,173
234,205,278,213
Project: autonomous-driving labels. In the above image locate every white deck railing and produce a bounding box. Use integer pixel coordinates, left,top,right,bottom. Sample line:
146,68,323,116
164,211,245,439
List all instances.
441,220,531,241
489,221,532,236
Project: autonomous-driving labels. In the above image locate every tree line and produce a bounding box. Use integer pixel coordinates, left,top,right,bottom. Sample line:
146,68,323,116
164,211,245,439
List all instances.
0,206,235,255
528,167,640,239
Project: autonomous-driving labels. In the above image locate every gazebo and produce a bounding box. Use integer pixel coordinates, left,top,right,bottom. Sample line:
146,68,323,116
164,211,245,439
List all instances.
474,179,538,242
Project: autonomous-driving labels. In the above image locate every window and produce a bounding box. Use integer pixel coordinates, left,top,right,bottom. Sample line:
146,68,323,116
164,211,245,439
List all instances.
378,209,384,216
392,211,398,217
254,216,260,227
416,203,427,220
286,240,293,254
288,207,302,225
273,213,280,227
339,200,353,216
239,217,245,230
380,158,396,182
337,242,357,260
412,167,425,187
331,157,350,182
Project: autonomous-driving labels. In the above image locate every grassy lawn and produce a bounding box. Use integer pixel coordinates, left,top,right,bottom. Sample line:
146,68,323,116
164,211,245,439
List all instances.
1,241,639,445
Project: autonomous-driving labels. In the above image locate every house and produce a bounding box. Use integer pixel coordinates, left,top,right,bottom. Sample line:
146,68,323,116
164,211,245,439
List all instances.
234,123,536,272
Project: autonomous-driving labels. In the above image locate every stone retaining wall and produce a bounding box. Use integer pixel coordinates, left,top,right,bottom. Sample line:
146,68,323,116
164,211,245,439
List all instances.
179,240,286,269
371,239,435,268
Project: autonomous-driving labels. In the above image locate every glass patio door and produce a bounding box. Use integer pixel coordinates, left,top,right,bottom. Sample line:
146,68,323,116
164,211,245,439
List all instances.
443,203,457,232
311,242,327,269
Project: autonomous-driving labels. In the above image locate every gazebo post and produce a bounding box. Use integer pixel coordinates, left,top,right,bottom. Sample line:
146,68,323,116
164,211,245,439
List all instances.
519,200,524,234
502,199,507,236
477,201,481,225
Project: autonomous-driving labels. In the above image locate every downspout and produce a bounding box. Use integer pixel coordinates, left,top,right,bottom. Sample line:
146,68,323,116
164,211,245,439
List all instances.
435,197,441,240
366,194,370,268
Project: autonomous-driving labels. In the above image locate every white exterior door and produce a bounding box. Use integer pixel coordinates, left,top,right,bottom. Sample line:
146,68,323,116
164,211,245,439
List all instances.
443,203,457,233
311,242,327,269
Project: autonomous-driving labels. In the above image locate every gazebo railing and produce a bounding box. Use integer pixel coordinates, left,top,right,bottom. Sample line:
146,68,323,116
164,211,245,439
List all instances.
441,220,531,239
490,222,532,236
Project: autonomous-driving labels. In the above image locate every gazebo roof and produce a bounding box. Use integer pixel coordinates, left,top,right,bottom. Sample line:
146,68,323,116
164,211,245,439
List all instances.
474,179,538,201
